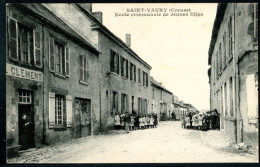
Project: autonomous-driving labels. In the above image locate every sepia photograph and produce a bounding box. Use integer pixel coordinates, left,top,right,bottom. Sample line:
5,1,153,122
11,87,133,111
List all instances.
4,1,259,163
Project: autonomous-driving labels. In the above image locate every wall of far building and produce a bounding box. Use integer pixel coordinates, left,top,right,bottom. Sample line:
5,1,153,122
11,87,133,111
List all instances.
150,85,173,120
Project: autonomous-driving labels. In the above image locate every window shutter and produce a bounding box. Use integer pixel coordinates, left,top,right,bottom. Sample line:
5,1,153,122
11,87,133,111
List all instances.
110,50,114,72
34,29,42,68
246,74,258,118
66,95,73,127
80,55,83,81
134,66,136,82
49,92,55,128
8,18,18,60
65,46,70,77
86,59,89,81
49,37,55,72
121,56,124,76
117,53,119,74
115,92,118,112
126,60,128,79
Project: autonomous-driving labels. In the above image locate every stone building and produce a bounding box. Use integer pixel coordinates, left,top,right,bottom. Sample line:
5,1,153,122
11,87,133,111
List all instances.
44,3,152,131
150,77,173,120
183,103,198,113
6,3,100,156
208,3,258,148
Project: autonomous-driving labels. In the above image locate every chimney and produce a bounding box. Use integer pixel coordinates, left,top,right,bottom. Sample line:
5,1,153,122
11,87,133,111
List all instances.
92,11,103,23
77,3,92,13
126,34,131,48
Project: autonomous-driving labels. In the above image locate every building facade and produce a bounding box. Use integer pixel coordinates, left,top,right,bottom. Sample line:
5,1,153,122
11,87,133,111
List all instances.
6,3,101,156
208,3,258,148
150,77,173,120
44,3,152,131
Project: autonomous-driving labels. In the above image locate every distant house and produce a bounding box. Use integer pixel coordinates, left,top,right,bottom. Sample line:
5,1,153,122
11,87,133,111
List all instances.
150,77,173,120
183,103,198,113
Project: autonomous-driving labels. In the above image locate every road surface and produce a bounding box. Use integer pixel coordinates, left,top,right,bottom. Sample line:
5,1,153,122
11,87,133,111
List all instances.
8,121,258,163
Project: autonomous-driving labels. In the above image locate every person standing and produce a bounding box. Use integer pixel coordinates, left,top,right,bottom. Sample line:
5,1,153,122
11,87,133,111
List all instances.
114,112,121,130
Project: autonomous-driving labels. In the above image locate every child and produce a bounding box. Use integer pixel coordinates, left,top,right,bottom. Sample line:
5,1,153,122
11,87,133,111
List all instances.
120,113,125,129
143,114,147,129
150,115,154,128
146,115,150,129
114,112,121,130
130,114,135,130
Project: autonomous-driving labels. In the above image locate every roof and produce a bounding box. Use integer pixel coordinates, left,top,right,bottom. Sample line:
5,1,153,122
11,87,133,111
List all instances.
17,3,100,54
208,3,227,65
150,77,173,94
183,103,198,111
74,3,152,70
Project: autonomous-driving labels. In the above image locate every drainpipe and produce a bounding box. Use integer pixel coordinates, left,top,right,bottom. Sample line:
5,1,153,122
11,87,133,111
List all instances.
42,25,46,145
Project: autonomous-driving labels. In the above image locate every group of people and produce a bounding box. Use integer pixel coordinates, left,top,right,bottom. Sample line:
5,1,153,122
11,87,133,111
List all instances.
182,109,220,131
114,111,159,132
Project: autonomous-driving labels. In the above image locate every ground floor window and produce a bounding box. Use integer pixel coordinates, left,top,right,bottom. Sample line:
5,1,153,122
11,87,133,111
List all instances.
55,95,64,125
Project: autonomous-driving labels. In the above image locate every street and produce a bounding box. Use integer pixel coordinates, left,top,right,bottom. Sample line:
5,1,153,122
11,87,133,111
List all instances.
8,121,258,163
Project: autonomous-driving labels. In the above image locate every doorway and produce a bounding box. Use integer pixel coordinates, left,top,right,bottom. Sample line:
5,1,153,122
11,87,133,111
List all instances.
18,90,35,150
74,98,91,138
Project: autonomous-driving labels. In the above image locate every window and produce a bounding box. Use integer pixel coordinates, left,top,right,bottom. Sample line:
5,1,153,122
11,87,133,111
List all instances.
110,50,119,74
138,98,142,114
8,18,42,67
228,16,233,58
144,99,148,114
160,90,163,100
152,88,155,98
143,71,148,87
18,90,32,104
55,95,65,125
112,91,118,113
223,32,227,66
131,96,134,112
49,37,70,76
121,93,128,113
221,86,223,116
55,42,64,74
138,68,141,84
120,56,128,78
80,56,88,83
216,51,219,79
219,44,222,72
130,63,136,82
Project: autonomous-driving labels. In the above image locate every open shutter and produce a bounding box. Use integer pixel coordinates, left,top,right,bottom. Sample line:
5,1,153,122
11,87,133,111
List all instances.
65,46,70,77
49,37,55,72
246,74,258,118
110,50,114,72
8,18,18,60
121,56,124,76
49,92,55,128
86,59,89,82
126,60,129,79
34,29,42,68
66,95,73,127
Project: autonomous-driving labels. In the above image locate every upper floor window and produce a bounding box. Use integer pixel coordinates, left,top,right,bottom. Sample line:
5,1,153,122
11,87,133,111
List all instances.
223,32,227,67
228,16,233,58
110,50,119,74
80,55,88,83
49,36,70,77
143,71,148,87
219,44,222,72
8,18,42,68
120,56,128,79
130,63,136,82
138,68,141,84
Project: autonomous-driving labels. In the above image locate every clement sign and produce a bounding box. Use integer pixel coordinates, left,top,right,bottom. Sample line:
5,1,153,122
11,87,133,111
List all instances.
6,63,43,82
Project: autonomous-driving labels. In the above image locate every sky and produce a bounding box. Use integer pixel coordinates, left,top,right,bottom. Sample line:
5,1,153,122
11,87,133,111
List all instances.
92,3,218,111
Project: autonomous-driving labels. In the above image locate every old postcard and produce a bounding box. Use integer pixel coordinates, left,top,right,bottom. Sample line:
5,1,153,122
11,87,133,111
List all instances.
5,2,258,163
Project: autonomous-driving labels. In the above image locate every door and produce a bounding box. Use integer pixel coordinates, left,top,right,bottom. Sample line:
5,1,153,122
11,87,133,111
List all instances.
18,104,35,150
75,99,91,138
